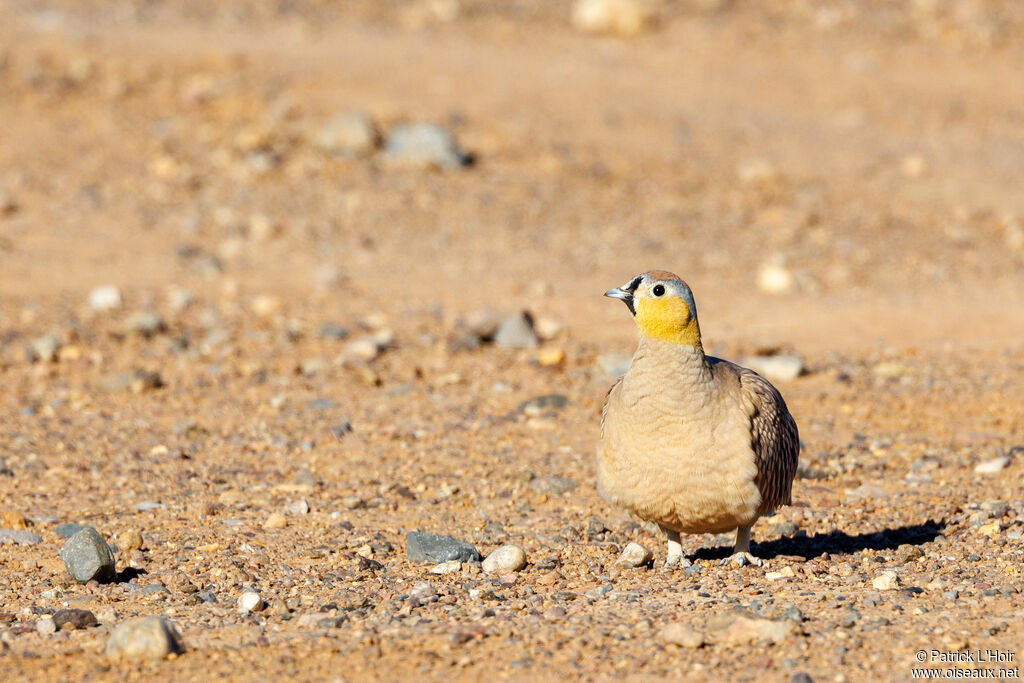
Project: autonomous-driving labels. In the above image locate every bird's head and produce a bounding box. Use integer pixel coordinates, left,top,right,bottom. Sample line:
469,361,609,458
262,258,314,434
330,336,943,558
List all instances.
604,270,702,349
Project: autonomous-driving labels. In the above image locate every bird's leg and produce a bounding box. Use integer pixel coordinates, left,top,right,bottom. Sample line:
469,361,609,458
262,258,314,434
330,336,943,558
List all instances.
720,524,762,567
661,526,690,568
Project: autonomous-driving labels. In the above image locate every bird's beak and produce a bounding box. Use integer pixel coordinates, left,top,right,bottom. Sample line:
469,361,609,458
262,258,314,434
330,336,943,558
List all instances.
604,287,636,315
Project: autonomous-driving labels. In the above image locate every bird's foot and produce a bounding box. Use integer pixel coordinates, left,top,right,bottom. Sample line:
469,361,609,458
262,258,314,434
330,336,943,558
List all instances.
664,554,692,569
719,552,762,568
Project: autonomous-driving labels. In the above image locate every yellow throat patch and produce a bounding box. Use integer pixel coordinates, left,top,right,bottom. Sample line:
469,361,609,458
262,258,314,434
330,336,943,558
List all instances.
635,295,702,348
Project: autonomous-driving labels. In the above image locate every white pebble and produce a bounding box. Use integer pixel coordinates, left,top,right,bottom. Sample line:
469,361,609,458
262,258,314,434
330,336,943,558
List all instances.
237,590,263,614
88,285,122,311
482,544,527,573
617,542,653,567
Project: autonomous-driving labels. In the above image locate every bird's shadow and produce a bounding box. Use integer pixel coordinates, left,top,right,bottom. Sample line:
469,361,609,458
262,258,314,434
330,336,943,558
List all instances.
114,567,147,583
689,520,945,562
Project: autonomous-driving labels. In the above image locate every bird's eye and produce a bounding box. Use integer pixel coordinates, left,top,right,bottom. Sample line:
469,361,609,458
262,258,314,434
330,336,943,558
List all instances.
652,284,665,297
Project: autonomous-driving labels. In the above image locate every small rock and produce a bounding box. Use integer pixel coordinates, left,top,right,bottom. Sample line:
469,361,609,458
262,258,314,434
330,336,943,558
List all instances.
429,560,463,575
312,111,378,157
53,609,98,630
872,571,900,590
716,614,796,645
494,312,539,349
406,531,481,564
838,609,860,627
518,394,569,415
238,590,264,614
572,0,656,36
0,529,42,545
528,475,578,495
341,495,365,510
88,285,122,311
0,511,28,529
384,123,470,169
617,542,653,567
319,323,350,340
975,457,1010,474
658,622,704,648
126,312,165,337
537,347,566,366
780,606,804,623
534,316,564,340
846,483,886,501
25,335,61,363
482,544,527,573
36,617,57,635
132,501,164,512
307,397,337,411
757,262,796,295
106,616,184,662
744,355,804,381
343,336,384,363
60,527,116,583
117,529,144,553
791,674,815,683
458,309,506,341
263,513,287,530
285,499,309,515
895,544,924,564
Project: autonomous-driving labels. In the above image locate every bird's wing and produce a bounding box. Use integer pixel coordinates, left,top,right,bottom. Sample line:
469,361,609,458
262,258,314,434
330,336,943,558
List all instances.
600,376,623,434
735,365,800,513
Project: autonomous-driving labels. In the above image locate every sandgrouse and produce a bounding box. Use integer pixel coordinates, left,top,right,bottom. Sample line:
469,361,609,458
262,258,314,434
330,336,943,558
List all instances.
598,271,800,567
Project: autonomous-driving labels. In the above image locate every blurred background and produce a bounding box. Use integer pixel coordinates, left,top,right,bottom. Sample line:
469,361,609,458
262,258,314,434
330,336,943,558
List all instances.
2,0,1023,354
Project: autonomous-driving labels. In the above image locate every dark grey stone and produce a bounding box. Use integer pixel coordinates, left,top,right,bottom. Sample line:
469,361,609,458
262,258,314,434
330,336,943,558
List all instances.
406,532,480,564
59,527,116,583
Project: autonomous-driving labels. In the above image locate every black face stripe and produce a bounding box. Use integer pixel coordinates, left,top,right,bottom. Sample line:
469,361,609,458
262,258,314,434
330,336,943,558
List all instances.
626,275,643,291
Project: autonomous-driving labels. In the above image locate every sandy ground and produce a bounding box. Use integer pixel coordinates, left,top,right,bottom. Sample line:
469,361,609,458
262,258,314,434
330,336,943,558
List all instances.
1,1,1023,681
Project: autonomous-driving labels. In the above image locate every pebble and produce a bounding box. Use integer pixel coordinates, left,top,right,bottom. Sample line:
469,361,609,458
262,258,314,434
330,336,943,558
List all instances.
895,544,924,563
494,312,540,349
383,123,470,169
126,312,165,337
571,0,655,36
528,475,578,495
88,284,122,311
238,590,264,614
263,513,287,530
53,609,98,630
25,334,61,363
36,617,57,635
0,529,42,545
60,527,116,583
518,394,569,414
117,529,144,552
975,456,1010,474
132,501,164,512
617,542,653,567
757,262,797,295
319,323,350,340
106,616,184,662
744,355,804,381
715,614,796,644
312,111,378,156
406,531,481,563
482,544,527,573
658,622,704,648
429,560,463,575
872,571,900,590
